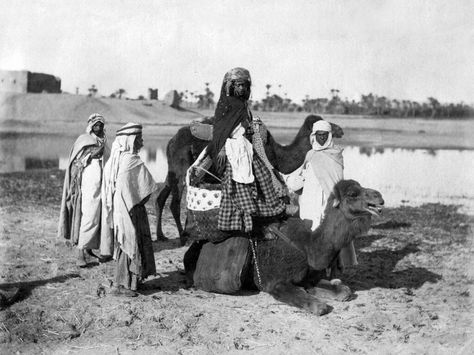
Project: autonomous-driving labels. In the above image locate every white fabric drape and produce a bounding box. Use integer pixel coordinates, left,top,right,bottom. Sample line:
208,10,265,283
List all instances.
101,123,157,259
225,123,254,183
77,158,102,249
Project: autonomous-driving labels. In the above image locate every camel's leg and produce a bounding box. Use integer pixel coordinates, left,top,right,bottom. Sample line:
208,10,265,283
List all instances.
170,180,187,246
266,281,331,316
155,184,171,241
306,279,353,302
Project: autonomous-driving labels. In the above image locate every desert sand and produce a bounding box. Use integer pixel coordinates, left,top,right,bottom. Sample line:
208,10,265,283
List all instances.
0,94,473,354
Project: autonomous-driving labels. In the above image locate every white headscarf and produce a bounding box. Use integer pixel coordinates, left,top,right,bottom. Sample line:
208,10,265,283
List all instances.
104,123,142,212
310,120,333,151
86,113,105,133
86,113,107,146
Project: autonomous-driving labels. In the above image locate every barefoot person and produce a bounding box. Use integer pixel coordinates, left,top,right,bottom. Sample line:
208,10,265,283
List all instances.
102,123,157,297
58,113,109,267
299,119,358,273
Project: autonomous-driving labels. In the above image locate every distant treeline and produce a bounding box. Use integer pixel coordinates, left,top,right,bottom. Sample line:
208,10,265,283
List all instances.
250,92,473,119
188,84,473,119
98,82,473,119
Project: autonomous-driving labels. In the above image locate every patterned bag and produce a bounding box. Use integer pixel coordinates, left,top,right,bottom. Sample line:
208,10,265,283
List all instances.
185,167,226,242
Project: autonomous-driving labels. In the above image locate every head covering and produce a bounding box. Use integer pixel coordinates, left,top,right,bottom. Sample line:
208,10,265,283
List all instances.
310,120,333,150
116,123,142,136
104,123,143,209
110,123,142,158
223,67,251,96
207,68,253,164
86,113,105,134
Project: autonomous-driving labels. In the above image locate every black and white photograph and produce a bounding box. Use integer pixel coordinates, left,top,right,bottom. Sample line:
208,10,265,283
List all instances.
0,0,473,353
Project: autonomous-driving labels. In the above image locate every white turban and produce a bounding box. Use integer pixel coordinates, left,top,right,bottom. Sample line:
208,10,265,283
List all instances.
86,113,105,134
312,120,332,132
310,120,333,150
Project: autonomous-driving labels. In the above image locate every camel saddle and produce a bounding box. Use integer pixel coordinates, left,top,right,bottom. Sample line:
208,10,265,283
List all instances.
189,117,268,143
190,122,214,141
193,236,250,294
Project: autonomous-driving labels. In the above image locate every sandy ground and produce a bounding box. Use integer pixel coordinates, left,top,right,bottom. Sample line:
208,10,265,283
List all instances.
0,96,473,353
0,169,473,355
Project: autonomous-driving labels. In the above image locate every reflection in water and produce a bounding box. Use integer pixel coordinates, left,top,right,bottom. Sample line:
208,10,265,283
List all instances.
25,157,58,170
359,146,385,157
343,147,474,212
125,146,474,213
1,134,473,213
138,148,168,182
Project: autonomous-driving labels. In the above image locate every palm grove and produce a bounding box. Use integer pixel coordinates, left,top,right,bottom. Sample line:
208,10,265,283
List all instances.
89,82,473,119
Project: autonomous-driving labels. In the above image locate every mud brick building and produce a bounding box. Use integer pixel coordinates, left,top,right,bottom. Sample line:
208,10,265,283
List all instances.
0,70,61,93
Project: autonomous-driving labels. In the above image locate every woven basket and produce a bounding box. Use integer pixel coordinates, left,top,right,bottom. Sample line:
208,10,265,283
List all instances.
186,184,221,211
185,167,225,242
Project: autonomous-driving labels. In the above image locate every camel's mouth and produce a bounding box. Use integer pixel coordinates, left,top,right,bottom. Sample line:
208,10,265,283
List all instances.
365,203,383,216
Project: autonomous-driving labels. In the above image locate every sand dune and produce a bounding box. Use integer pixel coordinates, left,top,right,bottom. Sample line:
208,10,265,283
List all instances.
1,92,473,149
0,93,202,136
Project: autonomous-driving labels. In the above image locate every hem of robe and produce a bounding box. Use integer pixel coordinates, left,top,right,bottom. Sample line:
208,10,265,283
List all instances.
113,204,156,290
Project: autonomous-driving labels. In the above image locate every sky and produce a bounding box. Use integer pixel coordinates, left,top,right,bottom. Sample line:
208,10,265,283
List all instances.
1,0,473,104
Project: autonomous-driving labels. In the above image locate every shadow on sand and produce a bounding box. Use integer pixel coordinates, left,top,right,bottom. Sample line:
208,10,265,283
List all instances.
342,234,442,291
139,271,188,294
138,270,259,298
0,273,81,308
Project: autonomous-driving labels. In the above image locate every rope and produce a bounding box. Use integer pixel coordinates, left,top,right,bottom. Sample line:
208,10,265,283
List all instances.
266,224,303,253
249,238,262,289
193,154,213,181
194,166,222,182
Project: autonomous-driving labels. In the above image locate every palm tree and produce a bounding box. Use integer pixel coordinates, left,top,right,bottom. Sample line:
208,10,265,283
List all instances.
88,84,98,97
427,97,440,118
116,88,126,99
375,96,388,116
266,84,271,97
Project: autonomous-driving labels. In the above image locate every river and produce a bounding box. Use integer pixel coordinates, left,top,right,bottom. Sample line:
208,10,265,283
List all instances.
1,133,473,213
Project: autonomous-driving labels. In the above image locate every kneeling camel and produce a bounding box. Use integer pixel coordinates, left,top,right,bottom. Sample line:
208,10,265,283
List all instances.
184,179,384,315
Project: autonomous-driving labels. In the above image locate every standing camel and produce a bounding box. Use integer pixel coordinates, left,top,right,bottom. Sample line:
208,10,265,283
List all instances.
155,115,344,244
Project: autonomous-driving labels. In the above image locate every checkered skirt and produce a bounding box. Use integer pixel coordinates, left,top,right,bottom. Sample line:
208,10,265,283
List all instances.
218,154,286,232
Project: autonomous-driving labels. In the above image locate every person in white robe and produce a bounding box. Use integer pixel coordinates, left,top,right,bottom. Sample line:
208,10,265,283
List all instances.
102,123,158,297
58,113,109,267
299,120,358,272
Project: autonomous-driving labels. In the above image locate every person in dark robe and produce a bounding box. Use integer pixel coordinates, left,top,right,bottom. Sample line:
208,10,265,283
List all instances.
102,123,157,297
57,113,109,267
206,67,286,238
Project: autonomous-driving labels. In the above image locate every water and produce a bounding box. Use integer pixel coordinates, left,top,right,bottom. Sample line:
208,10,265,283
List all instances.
1,134,473,213
343,147,474,213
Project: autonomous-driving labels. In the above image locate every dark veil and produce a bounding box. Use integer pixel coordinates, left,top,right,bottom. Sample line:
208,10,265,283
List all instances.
207,71,252,165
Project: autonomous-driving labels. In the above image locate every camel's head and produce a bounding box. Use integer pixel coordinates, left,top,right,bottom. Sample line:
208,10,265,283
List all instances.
305,115,344,138
331,179,384,218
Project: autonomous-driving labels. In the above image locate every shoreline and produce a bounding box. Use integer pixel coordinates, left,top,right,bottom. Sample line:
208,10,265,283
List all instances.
2,123,474,152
